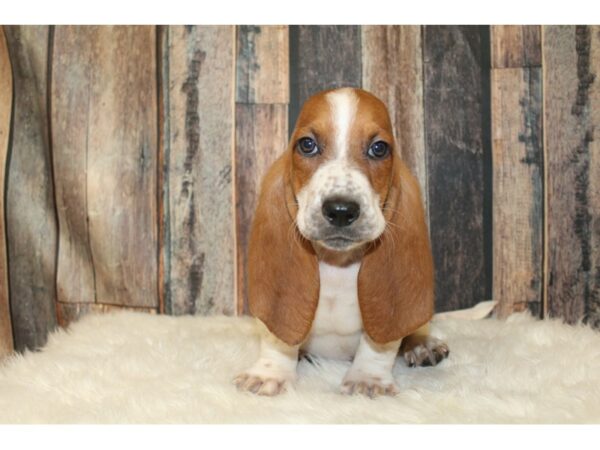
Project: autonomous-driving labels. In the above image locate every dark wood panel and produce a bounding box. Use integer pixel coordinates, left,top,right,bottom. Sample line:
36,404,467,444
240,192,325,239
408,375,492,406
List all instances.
423,26,491,312
543,26,600,326
52,26,158,311
289,25,362,131
162,26,236,315
235,104,288,314
491,68,543,318
236,25,289,104
0,27,14,357
361,25,428,213
491,25,541,68
4,26,58,351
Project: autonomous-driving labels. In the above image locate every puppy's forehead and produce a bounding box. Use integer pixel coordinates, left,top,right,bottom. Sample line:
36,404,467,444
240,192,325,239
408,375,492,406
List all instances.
295,88,393,135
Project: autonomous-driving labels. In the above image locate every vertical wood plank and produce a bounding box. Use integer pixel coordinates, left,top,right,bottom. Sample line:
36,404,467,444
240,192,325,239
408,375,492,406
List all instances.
4,26,58,351
0,27,14,357
361,25,428,212
543,26,600,326
235,25,289,314
491,25,542,68
423,26,491,312
163,26,236,315
289,26,362,130
236,25,289,104
491,68,543,317
51,28,95,305
52,26,158,313
589,27,600,328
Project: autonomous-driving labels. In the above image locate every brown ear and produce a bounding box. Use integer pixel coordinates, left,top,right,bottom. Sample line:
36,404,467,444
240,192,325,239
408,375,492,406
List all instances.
358,156,434,344
247,152,319,346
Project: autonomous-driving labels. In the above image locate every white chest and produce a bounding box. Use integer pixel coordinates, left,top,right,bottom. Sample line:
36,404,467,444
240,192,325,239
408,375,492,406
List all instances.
301,261,363,360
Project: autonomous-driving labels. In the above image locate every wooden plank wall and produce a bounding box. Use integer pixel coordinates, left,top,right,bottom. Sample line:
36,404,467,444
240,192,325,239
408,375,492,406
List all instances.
1,25,599,353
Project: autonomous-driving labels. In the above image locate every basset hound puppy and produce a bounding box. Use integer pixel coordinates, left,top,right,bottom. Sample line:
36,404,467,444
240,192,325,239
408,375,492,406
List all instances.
234,87,449,397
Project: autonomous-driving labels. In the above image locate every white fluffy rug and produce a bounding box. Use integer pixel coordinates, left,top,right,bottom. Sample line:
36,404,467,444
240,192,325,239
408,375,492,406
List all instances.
0,310,599,423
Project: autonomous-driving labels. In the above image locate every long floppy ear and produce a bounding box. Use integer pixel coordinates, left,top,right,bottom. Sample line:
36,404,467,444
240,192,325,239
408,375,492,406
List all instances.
247,152,319,346
358,155,434,344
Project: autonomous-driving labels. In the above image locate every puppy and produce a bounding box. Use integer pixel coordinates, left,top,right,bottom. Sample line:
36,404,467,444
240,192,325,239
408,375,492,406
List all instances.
235,88,448,397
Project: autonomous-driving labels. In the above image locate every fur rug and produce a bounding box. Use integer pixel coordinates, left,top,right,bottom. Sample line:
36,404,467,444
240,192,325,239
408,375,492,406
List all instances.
0,310,599,423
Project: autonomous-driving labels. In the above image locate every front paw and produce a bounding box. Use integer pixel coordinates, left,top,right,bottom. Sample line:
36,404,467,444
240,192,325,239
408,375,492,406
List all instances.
340,375,399,398
233,372,292,396
402,337,449,368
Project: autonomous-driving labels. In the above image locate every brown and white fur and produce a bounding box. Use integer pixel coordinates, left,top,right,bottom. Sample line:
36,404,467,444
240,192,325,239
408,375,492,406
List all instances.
234,88,449,397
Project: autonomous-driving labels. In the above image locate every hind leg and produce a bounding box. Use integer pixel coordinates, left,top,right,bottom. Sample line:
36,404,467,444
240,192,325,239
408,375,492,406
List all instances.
400,322,449,367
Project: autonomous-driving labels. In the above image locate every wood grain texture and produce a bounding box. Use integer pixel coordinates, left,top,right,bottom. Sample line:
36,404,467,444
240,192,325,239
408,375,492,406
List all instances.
491,68,543,317
491,25,541,68
4,26,58,352
0,27,14,357
56,302,156,327
235,104,288,314
289,25,362,130
543,26,600,326
361,25,427,212
236,25,289,104
423,26,491,312
163,26,236,315
52,26,158,311
589,27,600,328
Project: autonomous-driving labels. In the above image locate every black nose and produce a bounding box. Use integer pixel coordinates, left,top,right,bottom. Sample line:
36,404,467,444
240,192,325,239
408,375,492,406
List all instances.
322,199,360,227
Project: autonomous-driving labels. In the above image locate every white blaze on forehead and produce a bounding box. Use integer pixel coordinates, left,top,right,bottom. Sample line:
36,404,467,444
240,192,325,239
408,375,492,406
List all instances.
326,89,358,160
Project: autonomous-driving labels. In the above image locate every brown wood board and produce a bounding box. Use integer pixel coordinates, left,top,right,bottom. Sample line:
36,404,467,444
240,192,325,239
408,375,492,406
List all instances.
51,26,158,311
0,27,14,357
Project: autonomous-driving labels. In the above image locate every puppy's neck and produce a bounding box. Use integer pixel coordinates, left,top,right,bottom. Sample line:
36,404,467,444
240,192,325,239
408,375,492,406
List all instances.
311,242,366,267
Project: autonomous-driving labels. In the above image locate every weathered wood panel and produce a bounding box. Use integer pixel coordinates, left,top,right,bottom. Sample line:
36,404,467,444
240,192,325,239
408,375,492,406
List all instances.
4,26,58,352
235,104,288,314
543,26,600,326
589,27,600,329
236,25,289,104
491,68,543,317
0,27,14,357
56,302,156,327
163,26,236,315
289,25,362,130
491,25,541,68
423,26,491,312
52,26,158,310
362,25,427,212
235,25,289,314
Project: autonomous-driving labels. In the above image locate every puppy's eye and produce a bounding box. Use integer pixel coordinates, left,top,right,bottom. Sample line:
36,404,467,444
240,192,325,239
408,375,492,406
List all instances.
297,137,319,157
367,141,390,160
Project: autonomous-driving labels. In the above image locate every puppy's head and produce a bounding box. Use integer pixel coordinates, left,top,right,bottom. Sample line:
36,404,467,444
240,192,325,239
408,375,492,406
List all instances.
289,88,395,251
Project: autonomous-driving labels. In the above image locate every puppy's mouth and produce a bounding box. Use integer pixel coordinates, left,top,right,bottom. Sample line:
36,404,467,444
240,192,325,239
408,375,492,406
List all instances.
318,236,360,251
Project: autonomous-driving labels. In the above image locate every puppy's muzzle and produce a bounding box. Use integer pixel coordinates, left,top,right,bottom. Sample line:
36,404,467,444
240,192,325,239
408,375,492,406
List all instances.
322,198,360,228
